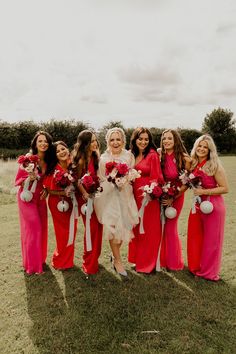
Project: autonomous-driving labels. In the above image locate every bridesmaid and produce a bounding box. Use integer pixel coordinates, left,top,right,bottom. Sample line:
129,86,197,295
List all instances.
71,130,103,275
15,131,54,274
128,127,163,273
94,127,139,276
187,134,228,281
44,141,77,270
159,129,191,271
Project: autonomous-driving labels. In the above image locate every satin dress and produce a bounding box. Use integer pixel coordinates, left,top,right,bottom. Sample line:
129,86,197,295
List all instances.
77,159,103,274
160,152,184,270
128,149,163,273
187,168,226,281
15,167,48,274
44,163,77,270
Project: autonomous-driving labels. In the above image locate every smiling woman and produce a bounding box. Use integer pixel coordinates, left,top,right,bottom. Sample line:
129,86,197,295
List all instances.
15,130,54,275
94,127,139,277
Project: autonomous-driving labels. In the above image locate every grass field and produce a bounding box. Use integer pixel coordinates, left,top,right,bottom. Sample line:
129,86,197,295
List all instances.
0,158,236,354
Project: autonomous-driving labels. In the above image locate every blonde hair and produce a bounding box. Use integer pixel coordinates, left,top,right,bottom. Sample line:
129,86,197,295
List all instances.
191,134,221,175
105,127,126,149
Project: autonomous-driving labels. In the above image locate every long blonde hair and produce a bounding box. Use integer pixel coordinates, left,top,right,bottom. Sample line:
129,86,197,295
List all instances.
191,134,221,175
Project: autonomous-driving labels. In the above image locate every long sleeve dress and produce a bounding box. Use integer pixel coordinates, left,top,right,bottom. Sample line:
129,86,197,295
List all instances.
77,158,103,274
94,149,139,243
15,167,48,274
44,163,77,270
128,149,163,273
160,152,184,270
187,168,226,281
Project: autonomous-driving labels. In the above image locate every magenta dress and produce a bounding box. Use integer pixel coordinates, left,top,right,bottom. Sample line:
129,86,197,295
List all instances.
128,149,162,273
15,168,48,274
187,171,226,281
160,152,184,270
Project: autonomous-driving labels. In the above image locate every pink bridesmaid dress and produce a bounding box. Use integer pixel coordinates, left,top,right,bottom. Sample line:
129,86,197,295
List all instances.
187,170,226,281
15,168,48,274
160,152,184,270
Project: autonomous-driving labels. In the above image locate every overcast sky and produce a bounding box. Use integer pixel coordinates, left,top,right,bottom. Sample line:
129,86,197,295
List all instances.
0,0,235,130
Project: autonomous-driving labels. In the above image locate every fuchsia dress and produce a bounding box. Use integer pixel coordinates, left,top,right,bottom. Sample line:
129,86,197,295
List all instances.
15,167,48,274
78,159,103,274
44,164,77,270
128,149,163,273
187,168,226,281
160,152,184,270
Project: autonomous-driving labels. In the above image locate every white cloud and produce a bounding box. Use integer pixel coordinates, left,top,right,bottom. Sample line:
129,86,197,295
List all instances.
0,0,236,130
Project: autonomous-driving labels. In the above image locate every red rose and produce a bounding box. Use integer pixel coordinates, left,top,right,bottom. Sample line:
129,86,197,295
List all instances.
116,163,129,176
105,161,118,175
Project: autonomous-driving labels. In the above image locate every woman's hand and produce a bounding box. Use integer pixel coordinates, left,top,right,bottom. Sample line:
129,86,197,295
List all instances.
82,191,90,201
29,172,37,181
40,188,48,200
193,188,204,196
65,185,73,197
161,197,174,207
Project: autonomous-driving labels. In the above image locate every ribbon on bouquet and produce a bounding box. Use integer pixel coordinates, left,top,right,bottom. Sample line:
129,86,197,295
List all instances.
85,197,93,251
191,195,201,214
67,191,79,246
156,204,166,272
138,194,151,234
24,176,38,193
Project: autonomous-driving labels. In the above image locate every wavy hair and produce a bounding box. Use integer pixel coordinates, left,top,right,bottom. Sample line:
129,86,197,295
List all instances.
160,129,189,173
190,134,221,175
30,130,54,174
47,141,69,174
71,130,99,177
130,127,157,158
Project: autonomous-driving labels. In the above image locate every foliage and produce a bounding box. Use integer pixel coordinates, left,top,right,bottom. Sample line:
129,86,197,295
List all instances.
41,119,89,149
202,107,236,153
178,128,202,154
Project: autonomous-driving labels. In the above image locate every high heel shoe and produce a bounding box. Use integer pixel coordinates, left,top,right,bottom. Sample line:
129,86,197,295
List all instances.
110,255,128,277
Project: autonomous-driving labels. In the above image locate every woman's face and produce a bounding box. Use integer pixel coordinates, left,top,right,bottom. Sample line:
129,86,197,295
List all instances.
162,131,174,152
36,134,49,153
108,132,123,154
136,132,149,153
56,144,70,163
196,140,209,160
90,134,98,152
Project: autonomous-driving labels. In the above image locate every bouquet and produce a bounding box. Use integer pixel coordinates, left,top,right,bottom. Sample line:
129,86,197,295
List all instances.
142,182,163,200
179,169,203,189
80,173,103,197
80,173,103,252
54,169,77,189
179,169,207,213
105,161,141,189
17,154,40,202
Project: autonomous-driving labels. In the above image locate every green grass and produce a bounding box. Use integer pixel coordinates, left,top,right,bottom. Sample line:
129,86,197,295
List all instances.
0,158,236,353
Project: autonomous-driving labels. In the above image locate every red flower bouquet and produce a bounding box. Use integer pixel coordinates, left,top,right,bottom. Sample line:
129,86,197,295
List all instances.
54,169,77,189
81,173,103,196
105,161,140,189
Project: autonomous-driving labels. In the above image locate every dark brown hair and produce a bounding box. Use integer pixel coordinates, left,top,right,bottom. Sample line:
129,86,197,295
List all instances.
71,130,99,177
30,130,54,174
130,127,157,158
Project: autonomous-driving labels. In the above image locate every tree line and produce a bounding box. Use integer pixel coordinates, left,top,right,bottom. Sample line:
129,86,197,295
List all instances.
0,107,235,159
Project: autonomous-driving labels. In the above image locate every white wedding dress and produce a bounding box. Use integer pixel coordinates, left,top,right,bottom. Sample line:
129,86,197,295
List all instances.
94,149,139,243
